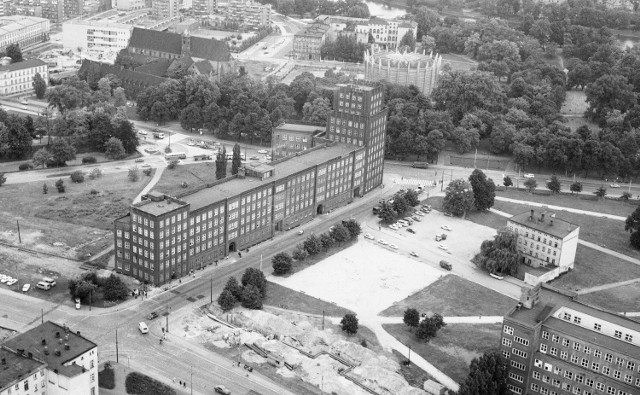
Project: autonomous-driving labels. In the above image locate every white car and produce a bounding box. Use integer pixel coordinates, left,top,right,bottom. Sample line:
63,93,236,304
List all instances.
6,278,17,286
490,273,504,280
441,225,452,231
378,239,388,245
364,233,374,240
297,230,304,235
389,244,398,249
416,211,425,216
22,284,30,292
524,173,535,178
410,252,418,257
437,244,448,250
257,149,268,154
75,298,81,309
138,322,149,334
138,130,148,135
610,183,621,188
389,224,398,230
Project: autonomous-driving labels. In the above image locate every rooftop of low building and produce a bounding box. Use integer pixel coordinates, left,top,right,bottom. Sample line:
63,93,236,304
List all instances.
508,210,578,239
0,348,46,390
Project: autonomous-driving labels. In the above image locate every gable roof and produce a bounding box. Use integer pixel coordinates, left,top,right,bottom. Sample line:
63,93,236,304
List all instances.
0,58,46,72
129,27,182,55
190,36,230,62
79,59,168,88
134,59,171,77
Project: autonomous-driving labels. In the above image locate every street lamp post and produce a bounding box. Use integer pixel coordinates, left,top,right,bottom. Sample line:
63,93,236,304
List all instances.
190,365,193,395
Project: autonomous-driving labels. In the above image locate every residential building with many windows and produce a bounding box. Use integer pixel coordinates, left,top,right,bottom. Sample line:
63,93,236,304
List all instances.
151,0,177,19
0,57,47,96
292,22,329,61
500,284,640,395
507,209,580,285
9,0,82,23
62,20,133,52
113,82,386,286
2,321,99,395
272,123,325,159
0,16,49,50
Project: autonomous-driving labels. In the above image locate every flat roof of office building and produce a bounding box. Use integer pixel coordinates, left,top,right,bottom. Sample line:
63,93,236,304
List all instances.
0,348,46,389
181,143,357,211
274,123,324,133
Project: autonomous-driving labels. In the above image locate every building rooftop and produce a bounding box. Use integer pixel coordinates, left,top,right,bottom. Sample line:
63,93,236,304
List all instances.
0,348,46,390
64,19,132,30
295,22,330,37
508,285,640,335
0,16,48,35
181,143,358,211
129,27,182,55
134,196,188,216
508,210,578,239
0,59,46,72
275,123,325,134
2,322,97,378
190,36,231,62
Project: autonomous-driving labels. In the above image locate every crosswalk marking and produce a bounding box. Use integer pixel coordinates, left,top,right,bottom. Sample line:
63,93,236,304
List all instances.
392,178,436,187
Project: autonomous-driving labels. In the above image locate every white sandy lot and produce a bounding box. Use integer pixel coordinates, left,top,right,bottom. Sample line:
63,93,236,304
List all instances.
269,242,444,316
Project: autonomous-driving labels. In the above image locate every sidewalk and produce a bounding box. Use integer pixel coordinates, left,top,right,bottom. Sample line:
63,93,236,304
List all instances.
494,196,626,221
576,278,640,295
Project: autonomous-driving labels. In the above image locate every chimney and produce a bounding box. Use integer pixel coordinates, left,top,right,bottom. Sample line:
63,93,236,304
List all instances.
55,332,60,338
76,331,81,337
64,344,70,350
54,350,61,356
27,352,32,359
1,358,5,365
529,209,534,221
41,339,46,346
43,346,49,355
58,338,63,344
540,213,545,223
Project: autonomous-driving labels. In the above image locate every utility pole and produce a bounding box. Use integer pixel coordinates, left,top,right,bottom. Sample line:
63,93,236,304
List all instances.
16,220,21,243
210,276,213,303
115,329,119,363
190,365,193,395
473,148,477,168
89,289,92,311
260,254,263,271
166,305,169,333
322,310,325,330
41,309,43,324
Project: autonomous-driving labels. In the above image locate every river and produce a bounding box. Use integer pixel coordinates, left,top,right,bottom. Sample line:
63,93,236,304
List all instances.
364,0,408,18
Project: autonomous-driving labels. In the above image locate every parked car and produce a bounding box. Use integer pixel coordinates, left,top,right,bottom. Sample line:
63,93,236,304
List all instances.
250,156,259,160
364,233,374,240
444,212,453,217
610,183,621,188
441,225,452,231
437,244,448,250
297,230,304,235
42,277,56,287
147,311,159,320
439,260,452,271
214,385,231,395
435,235,442,242
138,322,149,334
36,281,51,291
135,158,144,163
412,216,421,222
6,278,17,286
257,149,268,154
490,272,504,280
142,164,151,168
75,298,81,309
377,239,388,245
389,244,398,249
524,173,535,178
410,252,418,257
389,224,398,230
22,283,30,292
407,228,415,234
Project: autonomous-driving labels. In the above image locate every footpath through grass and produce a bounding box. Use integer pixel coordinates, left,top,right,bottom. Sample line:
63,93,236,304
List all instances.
578,282,640,313
381,275,516,317
383,323,501,384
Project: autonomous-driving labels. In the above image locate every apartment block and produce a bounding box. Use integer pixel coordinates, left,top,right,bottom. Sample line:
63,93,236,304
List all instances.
151,0,177,19
0,16,49,49
292,22,329,61
216,0,271,28
111,0,146,10
9,0,82,23
191,0,213,16
1,321,99,395
500,284,640,395
0,57,47,95
316,15,418,50
507,209,580,285
113,82,386,286
272,123,325,159
62,20,132,52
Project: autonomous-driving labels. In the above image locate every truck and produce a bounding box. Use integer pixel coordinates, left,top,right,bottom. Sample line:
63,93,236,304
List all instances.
412,162,428,169
193,154,212,161
153,132,165,139
439,260,452,271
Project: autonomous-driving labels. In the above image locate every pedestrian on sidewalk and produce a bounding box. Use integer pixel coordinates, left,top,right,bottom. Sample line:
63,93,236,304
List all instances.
179,380,182,386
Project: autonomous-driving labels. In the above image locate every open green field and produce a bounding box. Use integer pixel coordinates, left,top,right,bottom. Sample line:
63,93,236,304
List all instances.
550,245,640,291
578,281,640,313
383,323,501,384
492,199,639,258
496,189,636,217
424,196,509,230
561,90,589,115
264,281,354,317
381,275,516,317
153,161,222,196
392,349,434,389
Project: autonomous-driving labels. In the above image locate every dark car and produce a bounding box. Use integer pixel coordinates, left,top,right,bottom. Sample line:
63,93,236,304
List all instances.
407,228,416,234
214,385,231,394
146,311,159,320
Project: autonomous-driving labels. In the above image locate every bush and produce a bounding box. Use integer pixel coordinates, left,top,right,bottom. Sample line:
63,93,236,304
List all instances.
102,274,129,301
89,168,102,180
98,366,115,389
0,173,6,186
164,146,172,153
143,168,152,176
340,313,359,335
292,244,308,261
128,167,139,182
90,189,99,195
18,163,32,171
622,191,632,201
82,156,97,164
125,372,176,395
42,183,48,194
70,170,85,183
167,160,178,170
55,179,65,193
272,252,293,275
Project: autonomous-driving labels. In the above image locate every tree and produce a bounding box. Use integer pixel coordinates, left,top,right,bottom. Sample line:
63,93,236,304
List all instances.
6,43,22,63
217,289,236,311
443,179,474,218
216,146,227,180
54,178,65,193
302,98,331,123
320,232,335,251
392,194,409,216
231,143,242,175
503,175,513,187
102,274,128,301
399,30,416,50
570,181,583,194
303,234,322,255
595,185,607,198
416,316,438,342
48,138,76,166
292,244,308,261
585,74,636,124
404,190,420,207
0,114,32,159
342,219,361,239
104,137,126,160
477,230,520,275
128,166,139,182
330,223,350,245
0,173,5,186
32,73,46,99
403,308,420,331
631,230,640,249
68,279,96,301
524,178,537,192
546,175,561,193
241,268,266,297
377,201,397,223
223,276,243,301
179,103,203,132
340,313,359,335
468,169,496,211
70,170,84,183
113,87,127,107
457,351,509,395
32,147,53,168
42,183,48,194
241,284,263,309
272,252,293,275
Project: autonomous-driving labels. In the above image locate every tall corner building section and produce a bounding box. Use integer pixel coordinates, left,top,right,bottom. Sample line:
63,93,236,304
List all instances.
500,284,640,395
327,83,387,195
113,82,387,286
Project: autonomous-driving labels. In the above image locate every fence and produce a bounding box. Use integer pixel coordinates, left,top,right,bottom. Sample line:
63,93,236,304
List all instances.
449,155,511,171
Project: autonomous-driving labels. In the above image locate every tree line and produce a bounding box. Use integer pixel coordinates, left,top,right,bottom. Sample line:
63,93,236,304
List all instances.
261,0,370,18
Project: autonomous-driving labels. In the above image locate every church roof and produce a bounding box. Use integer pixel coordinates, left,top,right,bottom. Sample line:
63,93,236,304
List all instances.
190,36,231,62
129,27,182,55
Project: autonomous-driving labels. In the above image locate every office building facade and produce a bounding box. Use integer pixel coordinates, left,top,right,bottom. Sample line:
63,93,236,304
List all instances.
113,82,385,286
272,123,324,159
500,284,640,395
292,22,329,61
62,20,132,52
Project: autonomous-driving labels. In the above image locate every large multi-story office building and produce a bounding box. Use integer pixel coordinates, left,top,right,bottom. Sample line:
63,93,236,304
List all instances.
0,57,47,95
62,20,132,52
0,16,49,50
9,0,82,23
151,0,177,19
216,0,271,29
507,209,580,285
500,284,640,395
272,123,324,159
1,321,99,395
113,82,386,285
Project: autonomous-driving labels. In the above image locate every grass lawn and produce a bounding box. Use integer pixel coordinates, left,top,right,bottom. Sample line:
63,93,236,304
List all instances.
392,349,434,389
381,275,516,317
424,196,509,230
98,366,116,389
492,199,640,258
496,189,637,217
153,161,223,197
264,281,354,317
125,372,176,395
578,281,640,313
383,323,501,384
561,91,589,115
549,245,640,291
